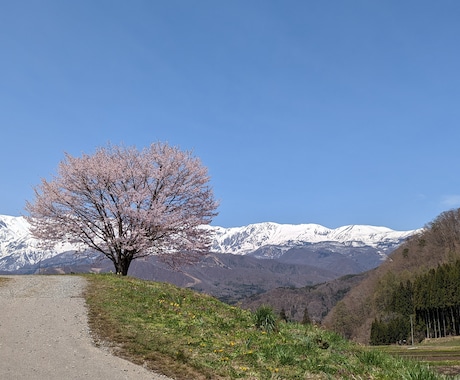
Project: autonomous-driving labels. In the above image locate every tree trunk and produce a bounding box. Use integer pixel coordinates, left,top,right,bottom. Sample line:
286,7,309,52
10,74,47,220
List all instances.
431,309,437,338
425,312,429,339
442,309,447,337
116,260,130,276
437,308,442,338
457,306,460,334
113,252,133,276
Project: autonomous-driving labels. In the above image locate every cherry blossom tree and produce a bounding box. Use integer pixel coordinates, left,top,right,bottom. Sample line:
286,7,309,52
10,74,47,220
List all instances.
26,143,218,275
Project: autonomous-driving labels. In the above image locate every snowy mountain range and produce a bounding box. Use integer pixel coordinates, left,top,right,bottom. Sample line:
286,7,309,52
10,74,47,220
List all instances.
209,222,416,256
0,214,418,274
0,215,90,272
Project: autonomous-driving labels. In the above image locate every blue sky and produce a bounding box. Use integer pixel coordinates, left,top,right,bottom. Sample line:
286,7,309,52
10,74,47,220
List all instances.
1,1,460,231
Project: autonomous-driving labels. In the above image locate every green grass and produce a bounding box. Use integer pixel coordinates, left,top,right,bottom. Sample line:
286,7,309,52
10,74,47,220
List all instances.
83,274,451,379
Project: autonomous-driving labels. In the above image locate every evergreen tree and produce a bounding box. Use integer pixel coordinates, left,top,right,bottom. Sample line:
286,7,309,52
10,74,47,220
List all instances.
301,307,312,325
279,308,289,322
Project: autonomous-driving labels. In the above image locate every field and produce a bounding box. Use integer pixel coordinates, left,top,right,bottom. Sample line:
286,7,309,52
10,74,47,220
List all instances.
371,337,460,377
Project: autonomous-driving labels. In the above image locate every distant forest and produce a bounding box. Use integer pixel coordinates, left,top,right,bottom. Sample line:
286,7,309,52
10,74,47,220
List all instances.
370,260,460,345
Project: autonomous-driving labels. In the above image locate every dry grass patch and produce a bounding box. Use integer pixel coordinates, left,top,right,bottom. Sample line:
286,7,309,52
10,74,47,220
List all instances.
0,277,11,286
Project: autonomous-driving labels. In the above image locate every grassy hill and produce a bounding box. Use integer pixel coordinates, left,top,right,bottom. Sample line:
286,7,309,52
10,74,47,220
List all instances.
83,274,447,379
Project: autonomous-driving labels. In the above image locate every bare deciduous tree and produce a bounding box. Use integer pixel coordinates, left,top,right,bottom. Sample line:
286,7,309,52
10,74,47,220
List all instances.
428,208,460,253
26,143,219,275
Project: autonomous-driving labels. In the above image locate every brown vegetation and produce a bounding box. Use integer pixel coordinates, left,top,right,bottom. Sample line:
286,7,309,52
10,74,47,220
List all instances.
239,273,367,324
323,208,460,344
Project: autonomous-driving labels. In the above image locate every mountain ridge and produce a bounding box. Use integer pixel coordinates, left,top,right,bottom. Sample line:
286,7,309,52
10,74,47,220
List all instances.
208,221,418,262
0,214,418,273
0,214,419,309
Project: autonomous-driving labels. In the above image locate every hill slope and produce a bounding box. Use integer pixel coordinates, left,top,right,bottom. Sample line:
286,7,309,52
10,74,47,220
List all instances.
239,273,367,324
323,208,460,344
84,274,445,380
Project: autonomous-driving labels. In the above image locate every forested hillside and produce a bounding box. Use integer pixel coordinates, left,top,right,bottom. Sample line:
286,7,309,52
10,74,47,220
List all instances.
323,208,460,344
370,260,460,345
240,273,367,324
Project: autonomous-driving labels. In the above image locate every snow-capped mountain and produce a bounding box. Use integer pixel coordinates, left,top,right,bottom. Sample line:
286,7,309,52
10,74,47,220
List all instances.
0,215,80,272
0,215,419,273
209,222,417,257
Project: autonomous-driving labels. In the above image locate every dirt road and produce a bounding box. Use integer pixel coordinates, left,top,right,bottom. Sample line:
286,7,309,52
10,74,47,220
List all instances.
0,275,173,380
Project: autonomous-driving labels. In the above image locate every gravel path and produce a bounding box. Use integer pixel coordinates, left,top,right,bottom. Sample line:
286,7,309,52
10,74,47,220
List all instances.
0,275,174,380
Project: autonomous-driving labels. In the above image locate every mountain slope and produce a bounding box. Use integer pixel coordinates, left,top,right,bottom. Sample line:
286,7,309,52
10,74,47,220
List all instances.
0,215,79,272
323,208,460,344
240,272,368,324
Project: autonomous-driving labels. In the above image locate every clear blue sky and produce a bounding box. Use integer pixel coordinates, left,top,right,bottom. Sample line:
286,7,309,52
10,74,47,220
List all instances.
1,1,459,230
